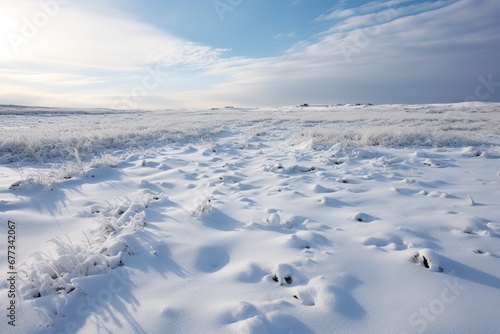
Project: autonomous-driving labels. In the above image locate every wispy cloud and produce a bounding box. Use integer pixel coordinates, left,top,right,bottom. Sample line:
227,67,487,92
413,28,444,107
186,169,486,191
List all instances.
316,0,459,34
150,42,228,70
274,32,297,40
189,0,500,106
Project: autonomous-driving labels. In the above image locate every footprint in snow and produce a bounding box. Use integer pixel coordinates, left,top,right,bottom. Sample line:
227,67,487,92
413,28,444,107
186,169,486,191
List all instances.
293,286,318,306
311,184,335,193
419,190,452,198
451,219,500,237
351,212,378,223
221,301,314,334
362,234,408,251
235,263,267,283
284,231,331,251
293,274,364,318
194,245,230,273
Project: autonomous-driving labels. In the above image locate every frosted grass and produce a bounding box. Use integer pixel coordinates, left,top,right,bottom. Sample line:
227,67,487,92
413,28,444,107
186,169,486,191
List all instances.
1,103,499,164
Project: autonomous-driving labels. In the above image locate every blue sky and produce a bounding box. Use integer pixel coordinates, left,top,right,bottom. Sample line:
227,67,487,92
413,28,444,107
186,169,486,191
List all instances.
0,0,499,108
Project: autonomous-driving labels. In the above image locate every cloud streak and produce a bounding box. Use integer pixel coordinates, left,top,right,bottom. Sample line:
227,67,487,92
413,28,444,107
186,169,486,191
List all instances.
194,0,500,106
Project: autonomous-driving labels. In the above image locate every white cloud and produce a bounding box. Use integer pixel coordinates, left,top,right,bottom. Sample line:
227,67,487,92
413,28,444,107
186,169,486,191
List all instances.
1,3,227,69
0,1,229,107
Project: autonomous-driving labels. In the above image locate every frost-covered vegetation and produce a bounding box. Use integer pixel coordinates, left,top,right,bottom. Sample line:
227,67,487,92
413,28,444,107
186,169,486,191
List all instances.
1,103,499,164
19,194,160,300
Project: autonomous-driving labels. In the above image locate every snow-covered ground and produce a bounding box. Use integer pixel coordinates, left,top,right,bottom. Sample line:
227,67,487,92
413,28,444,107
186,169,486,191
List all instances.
1,103,499,333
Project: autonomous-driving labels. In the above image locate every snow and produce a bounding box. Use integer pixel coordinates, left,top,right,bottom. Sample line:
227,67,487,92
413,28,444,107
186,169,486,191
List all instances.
0,103,499,333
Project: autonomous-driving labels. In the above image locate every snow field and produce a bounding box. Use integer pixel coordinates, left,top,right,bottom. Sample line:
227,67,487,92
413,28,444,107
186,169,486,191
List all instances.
0,103,499,333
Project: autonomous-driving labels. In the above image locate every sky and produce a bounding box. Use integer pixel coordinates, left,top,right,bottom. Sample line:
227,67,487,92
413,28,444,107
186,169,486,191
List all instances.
0,0,499,109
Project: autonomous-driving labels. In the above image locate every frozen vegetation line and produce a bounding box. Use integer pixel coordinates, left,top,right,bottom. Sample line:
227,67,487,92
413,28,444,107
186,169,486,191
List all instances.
0,103,499,164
